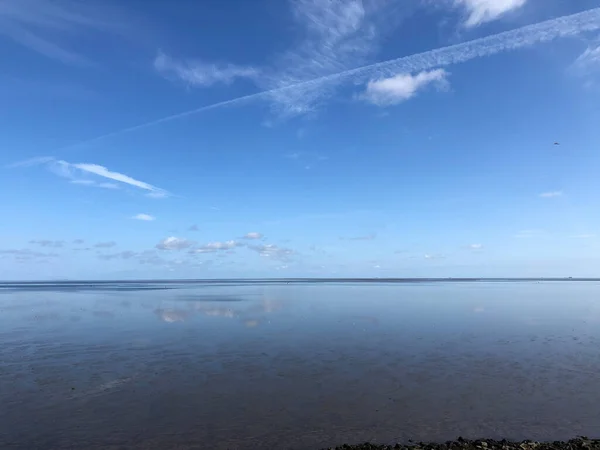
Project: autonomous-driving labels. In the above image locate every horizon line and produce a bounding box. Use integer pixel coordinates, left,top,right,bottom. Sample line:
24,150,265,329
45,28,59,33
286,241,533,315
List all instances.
0,276,595,284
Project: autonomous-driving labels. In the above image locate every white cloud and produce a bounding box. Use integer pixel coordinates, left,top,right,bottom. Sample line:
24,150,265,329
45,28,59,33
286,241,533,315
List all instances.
10,157,164,194
154,50,260,87
132,213,155,221
28,159,171,196
360,69,449,106
455,0,527,28
468,243,483,250
156,237,193,251
539,191,563,198
243,232,263,240
570,234,595,239
248,243,294,261
69,163,167,195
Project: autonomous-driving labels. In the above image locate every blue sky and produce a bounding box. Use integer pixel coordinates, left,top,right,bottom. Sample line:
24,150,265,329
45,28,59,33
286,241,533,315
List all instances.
2,0,600,280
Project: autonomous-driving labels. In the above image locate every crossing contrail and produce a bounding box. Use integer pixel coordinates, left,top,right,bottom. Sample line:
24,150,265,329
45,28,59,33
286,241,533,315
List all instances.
59,7,600,153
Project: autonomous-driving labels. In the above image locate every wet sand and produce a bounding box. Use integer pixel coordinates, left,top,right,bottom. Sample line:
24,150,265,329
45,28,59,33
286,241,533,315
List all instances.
1,281,600,449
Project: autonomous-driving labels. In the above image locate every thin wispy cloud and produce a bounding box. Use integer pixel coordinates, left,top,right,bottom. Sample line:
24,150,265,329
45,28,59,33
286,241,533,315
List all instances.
256,0,396,117
98,251,137,261
70,179,95,186
192,240,241,254
284,151,330,170
146,191,169,199
138,251,169,266
359,69,449,106
94,241,117,248
514,229,545,238
29,239,64,248
157,0,396,117
132,213,155,221
468,243,483,250
539,191,563,198
342,233,376,241
570,234,595,239
455,0,527,28
154,50,260,87
57,6,600,150
154,0,525,113
69,178,120,190
5,156,54,168
571,40,600,87
242,232,263,240
0,0,126,65
573,42,600,72
97,182,120,190
424,253,446,260
0,248,59,258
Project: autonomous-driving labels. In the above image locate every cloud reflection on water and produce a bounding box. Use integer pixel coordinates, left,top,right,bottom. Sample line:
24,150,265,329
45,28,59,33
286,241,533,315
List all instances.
154,293,285,327
154,309,191,323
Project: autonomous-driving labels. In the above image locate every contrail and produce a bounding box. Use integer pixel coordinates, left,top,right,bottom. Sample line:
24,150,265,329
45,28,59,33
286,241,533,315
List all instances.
59,7,600,153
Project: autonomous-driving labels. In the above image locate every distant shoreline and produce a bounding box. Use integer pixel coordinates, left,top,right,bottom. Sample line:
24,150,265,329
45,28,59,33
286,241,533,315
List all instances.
0,277,597,286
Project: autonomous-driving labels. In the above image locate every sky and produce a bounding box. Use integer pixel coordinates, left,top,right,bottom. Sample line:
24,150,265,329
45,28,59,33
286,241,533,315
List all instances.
2,0,600,280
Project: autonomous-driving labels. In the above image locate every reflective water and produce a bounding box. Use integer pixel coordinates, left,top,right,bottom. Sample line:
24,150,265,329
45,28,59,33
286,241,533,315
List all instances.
1,281,599,449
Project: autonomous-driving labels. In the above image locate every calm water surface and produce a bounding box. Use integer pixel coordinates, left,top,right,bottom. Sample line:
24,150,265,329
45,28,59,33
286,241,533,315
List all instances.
1,281,599,449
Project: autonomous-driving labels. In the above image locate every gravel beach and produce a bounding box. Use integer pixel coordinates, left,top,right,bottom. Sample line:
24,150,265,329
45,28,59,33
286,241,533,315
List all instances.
324,438,600,450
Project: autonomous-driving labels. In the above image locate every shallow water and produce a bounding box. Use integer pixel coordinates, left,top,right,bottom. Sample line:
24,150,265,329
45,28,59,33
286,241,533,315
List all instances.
1,281,599,449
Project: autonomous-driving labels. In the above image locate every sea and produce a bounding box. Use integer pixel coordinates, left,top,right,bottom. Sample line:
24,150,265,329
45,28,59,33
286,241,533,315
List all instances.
1,279,599,449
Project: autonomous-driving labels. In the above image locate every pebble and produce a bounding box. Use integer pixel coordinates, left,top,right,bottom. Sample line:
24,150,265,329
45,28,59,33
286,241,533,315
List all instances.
323,437,600,450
